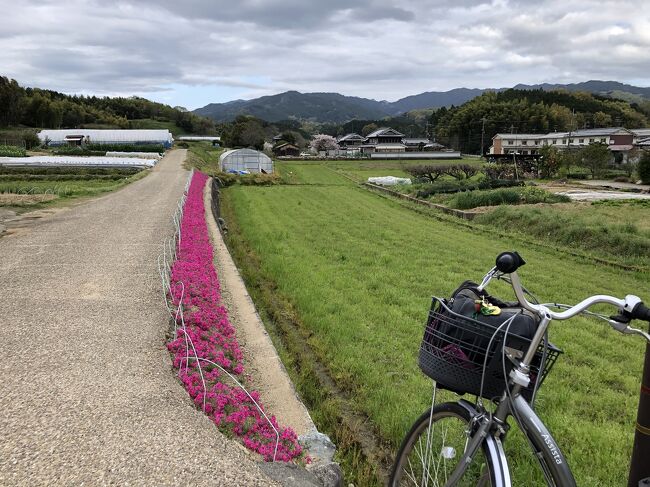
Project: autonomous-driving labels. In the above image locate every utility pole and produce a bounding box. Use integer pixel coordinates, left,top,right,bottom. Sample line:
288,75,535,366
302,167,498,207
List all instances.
480,117,487,158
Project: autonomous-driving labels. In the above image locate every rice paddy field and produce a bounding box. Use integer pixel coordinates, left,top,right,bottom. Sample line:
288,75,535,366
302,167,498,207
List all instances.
220,160,649,485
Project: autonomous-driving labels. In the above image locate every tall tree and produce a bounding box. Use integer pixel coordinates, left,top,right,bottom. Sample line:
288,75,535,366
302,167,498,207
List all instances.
580,143,610,178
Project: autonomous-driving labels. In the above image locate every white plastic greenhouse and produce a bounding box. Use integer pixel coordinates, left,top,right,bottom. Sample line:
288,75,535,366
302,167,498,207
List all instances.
0,156,157,168
38,129,173,148
219,149,273,174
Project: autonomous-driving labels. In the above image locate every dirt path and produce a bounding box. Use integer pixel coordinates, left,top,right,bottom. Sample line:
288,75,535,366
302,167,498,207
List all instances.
0,150,279,486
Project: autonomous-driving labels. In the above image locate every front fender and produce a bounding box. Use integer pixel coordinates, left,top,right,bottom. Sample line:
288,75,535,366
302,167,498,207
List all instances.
458,400,512,487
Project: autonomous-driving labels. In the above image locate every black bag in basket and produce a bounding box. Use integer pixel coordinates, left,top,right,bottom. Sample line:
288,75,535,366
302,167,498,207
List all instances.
419,281,541,398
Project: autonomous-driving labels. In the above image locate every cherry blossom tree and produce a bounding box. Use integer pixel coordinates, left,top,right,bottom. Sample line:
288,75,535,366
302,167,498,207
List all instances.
310,133,338,152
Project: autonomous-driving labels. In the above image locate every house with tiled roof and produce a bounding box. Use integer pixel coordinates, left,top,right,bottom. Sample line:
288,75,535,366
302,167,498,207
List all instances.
337,133,367,148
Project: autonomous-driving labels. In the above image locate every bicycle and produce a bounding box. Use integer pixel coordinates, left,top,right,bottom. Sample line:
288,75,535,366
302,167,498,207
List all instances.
390,251,650,486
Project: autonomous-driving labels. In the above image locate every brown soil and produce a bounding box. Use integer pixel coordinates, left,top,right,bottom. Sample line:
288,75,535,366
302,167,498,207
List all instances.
0,193,57,204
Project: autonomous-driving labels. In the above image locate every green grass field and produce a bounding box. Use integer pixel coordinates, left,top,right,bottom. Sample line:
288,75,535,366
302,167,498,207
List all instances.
221,163,649,485
325,157,481,182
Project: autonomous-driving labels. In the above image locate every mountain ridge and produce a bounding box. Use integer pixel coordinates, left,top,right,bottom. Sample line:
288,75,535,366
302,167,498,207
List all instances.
194,80,650,123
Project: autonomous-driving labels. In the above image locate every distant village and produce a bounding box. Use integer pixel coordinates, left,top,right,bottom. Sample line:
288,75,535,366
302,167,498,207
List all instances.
272,127,459,159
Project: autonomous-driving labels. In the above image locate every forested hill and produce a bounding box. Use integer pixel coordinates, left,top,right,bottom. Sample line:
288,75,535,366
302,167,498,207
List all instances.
0,76,216,134
431,89,650,154
195,81,650,123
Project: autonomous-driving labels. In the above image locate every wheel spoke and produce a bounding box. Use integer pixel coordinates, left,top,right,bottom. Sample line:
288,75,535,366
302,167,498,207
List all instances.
390,403,494,487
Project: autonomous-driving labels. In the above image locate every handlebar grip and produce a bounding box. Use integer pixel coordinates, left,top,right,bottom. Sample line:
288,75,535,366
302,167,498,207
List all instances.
495,251,526,274
631,302,650,322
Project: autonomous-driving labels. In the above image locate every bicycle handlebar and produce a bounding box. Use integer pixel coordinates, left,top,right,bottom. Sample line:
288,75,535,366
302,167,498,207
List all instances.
631,302,650,322
480,251,650,341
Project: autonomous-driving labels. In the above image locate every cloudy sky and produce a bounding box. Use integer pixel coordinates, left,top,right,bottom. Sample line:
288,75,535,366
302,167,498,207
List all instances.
1,0,649,109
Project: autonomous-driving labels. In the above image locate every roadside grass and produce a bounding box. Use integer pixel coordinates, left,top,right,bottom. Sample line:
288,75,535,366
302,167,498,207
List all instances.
185,141,223,174
582,199,650,233
220,163,648,486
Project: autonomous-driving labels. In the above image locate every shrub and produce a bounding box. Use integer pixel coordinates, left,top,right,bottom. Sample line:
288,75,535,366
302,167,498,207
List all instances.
405,163,481,183
445,164,479,180
23,132,41,149
638,152,650,184
447,187,570,210
415,178,523,199
484,162,516,180
405,164,447,182
212,171,280,187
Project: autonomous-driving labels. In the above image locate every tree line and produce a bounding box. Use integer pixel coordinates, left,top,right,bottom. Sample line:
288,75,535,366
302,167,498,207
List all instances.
0,76,216,133
430,89,649,154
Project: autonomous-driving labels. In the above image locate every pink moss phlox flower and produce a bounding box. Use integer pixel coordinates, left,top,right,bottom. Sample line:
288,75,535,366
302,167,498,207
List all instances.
166,172,302,462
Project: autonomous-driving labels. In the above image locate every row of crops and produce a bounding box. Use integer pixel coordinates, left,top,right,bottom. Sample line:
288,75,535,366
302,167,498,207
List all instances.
0,145,27,157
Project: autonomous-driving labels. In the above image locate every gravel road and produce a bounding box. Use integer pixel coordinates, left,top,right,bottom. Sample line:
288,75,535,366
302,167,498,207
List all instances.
0,150,279,486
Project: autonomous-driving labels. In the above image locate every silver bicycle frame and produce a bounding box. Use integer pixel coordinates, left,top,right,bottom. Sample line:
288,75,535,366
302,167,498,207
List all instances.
442,267,642,486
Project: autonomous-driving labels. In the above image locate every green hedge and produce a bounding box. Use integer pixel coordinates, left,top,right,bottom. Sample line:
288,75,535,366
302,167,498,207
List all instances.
448,187,570,210
415,179,523,199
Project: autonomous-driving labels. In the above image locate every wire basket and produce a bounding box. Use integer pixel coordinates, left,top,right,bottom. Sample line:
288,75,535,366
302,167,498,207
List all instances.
419,297,561,400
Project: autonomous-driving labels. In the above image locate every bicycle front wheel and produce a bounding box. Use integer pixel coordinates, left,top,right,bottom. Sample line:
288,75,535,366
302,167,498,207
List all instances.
390,402,497,487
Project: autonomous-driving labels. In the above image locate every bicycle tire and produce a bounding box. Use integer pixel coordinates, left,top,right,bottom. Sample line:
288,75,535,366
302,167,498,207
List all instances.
389,401,501,486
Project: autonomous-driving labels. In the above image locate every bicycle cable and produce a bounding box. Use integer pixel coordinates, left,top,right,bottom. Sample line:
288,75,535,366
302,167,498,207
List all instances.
501,319,557,486
496,274,540,305
477,314,518,409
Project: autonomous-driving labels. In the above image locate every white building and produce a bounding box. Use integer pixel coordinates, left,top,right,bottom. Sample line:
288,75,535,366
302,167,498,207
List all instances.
490,127,641,155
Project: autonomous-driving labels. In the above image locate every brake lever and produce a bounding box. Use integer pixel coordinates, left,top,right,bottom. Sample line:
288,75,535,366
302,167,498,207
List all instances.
610,312,631,326
477,267,497,292
608,317,650,342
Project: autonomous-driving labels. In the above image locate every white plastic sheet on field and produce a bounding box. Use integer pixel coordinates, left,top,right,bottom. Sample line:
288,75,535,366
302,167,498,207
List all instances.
367,176,412,186
105,151,163,160
0,156,158,168
176,136,221,141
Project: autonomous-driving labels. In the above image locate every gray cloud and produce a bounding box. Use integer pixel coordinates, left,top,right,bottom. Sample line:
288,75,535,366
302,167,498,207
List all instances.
0,0,648,108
